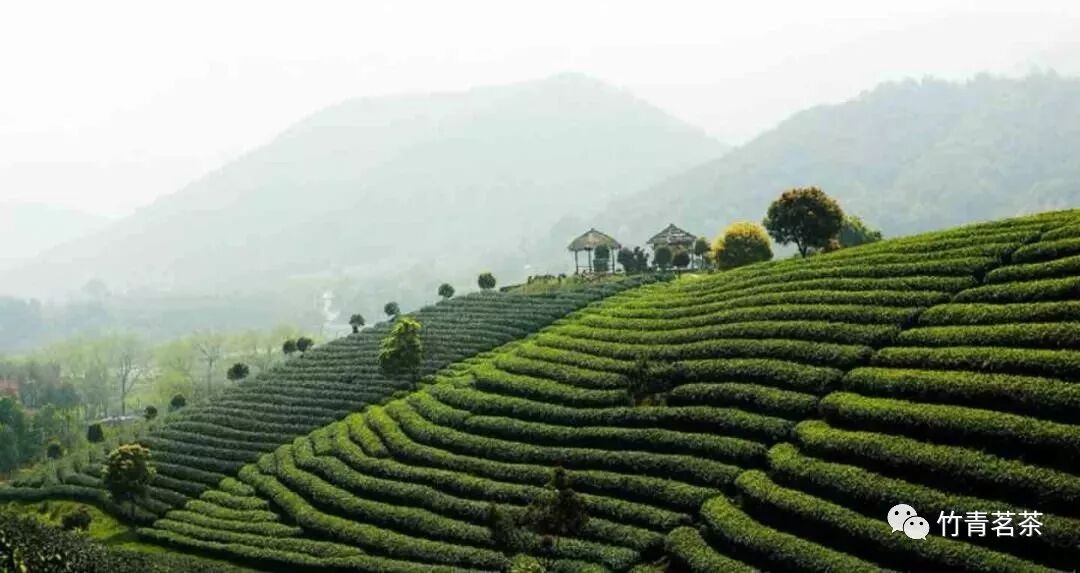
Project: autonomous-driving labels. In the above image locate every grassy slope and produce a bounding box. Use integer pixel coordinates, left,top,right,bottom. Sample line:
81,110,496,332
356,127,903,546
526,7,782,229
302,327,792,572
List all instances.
138,210,1080,571
0,278,650,525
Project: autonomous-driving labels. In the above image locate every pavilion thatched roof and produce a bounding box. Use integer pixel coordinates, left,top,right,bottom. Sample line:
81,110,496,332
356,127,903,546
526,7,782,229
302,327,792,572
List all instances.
647,223,698,248
568,228,621,252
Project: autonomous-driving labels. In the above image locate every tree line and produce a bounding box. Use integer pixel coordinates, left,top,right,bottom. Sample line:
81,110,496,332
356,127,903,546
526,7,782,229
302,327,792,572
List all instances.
0,324,313,476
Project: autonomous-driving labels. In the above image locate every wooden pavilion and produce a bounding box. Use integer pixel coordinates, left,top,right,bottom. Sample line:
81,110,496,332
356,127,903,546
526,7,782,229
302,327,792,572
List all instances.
646,223,698,252
567,228,621,274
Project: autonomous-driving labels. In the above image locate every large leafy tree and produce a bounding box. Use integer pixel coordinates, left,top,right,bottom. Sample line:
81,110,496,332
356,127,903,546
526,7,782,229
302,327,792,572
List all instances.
103,443,155,518
478,272,497,291
763,187,844,257
713,221,774,269
296,337,314,355
839,215,883,247
282,339,297,357
378,317,424,385
349,314,366,334
438,283,455,300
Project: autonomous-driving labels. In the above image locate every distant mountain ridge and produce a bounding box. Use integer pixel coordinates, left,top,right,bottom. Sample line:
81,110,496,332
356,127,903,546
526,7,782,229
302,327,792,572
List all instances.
0,202,109,270
601,72,1080,245
1,73,725,307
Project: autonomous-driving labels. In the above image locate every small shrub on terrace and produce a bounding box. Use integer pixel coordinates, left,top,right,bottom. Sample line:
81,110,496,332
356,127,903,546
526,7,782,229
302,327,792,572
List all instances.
168,394,187,412
654,245,673,270
487,503,531,556
86,423,104,444
672,249,691,270
61,507,93,531
626,358,689,406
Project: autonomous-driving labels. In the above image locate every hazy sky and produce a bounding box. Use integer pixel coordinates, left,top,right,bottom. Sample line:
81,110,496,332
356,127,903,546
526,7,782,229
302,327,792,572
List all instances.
1,0,1077,217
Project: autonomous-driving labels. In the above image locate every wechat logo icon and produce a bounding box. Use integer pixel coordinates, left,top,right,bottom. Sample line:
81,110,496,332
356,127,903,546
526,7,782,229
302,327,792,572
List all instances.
888,504,929,540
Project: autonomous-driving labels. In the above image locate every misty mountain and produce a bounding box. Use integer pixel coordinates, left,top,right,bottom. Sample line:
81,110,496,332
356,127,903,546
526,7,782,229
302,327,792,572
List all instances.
1,74,724,306
601,72,1080,246
0,203,110,270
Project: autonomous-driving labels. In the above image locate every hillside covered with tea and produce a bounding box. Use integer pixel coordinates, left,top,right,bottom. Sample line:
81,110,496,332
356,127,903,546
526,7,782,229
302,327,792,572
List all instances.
12,209,1069,571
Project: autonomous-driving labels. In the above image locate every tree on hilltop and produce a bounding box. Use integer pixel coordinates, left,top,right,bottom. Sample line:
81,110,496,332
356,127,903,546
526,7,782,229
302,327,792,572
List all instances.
713,221,774,269
227,363,250,384
478,272,497,291
384,301,401,319
839,215,883,248
763,187,844,257
349,314,366,334
438,283,455,299
282,339,298,357
296,337,314,355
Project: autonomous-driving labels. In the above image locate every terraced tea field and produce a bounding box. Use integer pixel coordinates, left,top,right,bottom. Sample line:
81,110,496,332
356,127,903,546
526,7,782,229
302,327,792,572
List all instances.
1,278,649,523
129,211,1080,571
674,215,1080,572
